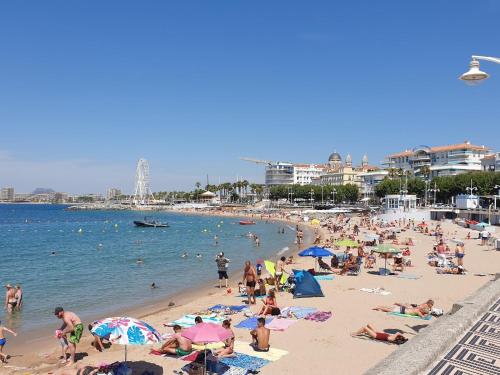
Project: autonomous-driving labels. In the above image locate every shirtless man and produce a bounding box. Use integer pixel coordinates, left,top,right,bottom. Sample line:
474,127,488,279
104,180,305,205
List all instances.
373,303,430,318
4,285,17,313
158,325,193,356
243,261,257,305
54,307,83,365
15,285,23,311
250,317,270,352
275,257,287,290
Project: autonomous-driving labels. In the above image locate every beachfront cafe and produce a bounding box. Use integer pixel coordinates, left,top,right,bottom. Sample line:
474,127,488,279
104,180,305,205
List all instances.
383,194,417,212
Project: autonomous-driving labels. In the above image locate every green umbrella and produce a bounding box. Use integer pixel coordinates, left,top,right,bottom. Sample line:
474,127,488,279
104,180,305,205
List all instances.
372,244,402,275
334,239,359,248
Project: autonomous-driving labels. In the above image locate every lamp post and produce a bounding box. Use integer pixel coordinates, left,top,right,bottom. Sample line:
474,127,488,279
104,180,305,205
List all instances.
331,188,336,205
321,184,324,205
460,55,500,85
424,179,430,207
466,179,478,196
309,189,315,207
429,182,440,206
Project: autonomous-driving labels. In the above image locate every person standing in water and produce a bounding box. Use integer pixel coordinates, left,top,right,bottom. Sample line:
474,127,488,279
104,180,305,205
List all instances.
4,285,17,313
15,285,23,311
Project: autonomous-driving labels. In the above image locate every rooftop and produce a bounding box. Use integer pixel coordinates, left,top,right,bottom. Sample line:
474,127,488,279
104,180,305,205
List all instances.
388,141,490,158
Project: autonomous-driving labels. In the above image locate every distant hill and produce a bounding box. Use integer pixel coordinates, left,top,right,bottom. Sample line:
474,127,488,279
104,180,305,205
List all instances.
32,188,55,195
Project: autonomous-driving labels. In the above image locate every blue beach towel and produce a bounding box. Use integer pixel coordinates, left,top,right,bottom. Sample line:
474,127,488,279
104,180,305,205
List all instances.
314,275,335,281
281,307,318,319
209,304,247,312
235,317,273,330
220,353,270,370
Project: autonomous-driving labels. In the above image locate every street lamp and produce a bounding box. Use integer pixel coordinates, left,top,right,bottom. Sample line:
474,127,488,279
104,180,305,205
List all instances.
429,182,440,206
331,188,336,205
309,189,315,207
494,185,500,210
466,179,478,196
460,55,500,85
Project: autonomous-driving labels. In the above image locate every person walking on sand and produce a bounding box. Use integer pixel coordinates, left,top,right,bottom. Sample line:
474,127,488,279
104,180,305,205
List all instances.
4,284,17,313
243,261,257,305
54,307,83,366
0,320,17,363
215,252,230,289
15,285,23,311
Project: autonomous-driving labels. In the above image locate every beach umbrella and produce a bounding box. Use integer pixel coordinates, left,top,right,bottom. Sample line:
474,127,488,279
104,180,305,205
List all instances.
181,323,232,374
372,244,402,275
334,239,358,248
310,219,321,226
298,246,334,257
91,317,161,361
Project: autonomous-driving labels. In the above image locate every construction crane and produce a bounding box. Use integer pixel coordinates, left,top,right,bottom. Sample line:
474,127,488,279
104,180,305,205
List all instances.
240,157,274,166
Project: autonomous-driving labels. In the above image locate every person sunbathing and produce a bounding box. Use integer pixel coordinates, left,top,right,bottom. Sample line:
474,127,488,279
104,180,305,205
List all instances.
157,325,193,356
364,251,376,269
373,304,430,318
214,320,235,358
250,317,270,352
318,257,334,272
258,289,278,316
437,266,465,275
351,324,407,345
392,254,404,272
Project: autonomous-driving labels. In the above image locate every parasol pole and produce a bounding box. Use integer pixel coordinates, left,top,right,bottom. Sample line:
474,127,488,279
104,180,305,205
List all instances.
125,344,127,362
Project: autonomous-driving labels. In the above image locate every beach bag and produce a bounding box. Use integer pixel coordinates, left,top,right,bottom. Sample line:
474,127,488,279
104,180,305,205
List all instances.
431,307,443,317
271,307,281,316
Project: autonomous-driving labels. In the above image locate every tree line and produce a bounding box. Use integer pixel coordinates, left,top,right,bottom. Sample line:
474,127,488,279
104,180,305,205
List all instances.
268,184,359,203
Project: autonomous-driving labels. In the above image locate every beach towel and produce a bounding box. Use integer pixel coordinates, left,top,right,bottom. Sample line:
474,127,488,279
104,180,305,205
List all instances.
233,341,288,362
167,314,225,328
359,288,391,296
280,306,318,319
220,353,270,370
388,312,432,320
208,304,247,313
235,317,273,330
266,318,298,331
397,274,421,280
314,275,335,281
305,311,332,322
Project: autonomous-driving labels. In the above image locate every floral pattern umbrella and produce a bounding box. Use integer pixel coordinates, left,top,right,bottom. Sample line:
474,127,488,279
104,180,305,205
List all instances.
91,317,161,360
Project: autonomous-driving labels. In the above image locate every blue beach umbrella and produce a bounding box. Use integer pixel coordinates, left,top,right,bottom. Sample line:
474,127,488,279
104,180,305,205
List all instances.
298,246,334,257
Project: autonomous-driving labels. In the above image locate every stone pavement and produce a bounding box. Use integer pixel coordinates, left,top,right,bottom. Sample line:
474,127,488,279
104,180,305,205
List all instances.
428,297,500,375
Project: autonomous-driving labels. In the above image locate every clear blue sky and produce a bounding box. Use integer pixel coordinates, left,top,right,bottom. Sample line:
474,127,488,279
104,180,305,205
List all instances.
1,1,499,194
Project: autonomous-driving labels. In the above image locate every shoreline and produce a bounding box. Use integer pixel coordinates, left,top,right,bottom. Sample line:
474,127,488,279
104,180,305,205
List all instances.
4,209,315,371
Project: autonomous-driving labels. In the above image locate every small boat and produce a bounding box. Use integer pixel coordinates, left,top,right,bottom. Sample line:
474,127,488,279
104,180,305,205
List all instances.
239,220,256,225
134,217,169,228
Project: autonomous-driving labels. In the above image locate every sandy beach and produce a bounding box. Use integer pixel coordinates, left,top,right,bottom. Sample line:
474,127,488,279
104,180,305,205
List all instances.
2,211,498,375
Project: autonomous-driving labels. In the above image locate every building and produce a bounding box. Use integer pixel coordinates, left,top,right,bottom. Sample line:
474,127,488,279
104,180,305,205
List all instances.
319,153,376,186
293,164,328,185
358,169,389,200
265,162,294,186
0,187,15,201
107,188,122,200
481,152,500,172
384,141,490,178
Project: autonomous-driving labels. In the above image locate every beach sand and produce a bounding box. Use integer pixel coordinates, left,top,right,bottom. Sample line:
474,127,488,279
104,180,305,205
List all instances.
2,214,498,375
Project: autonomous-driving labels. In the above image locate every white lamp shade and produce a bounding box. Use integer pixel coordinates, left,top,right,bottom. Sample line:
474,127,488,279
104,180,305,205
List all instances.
460,60,489,83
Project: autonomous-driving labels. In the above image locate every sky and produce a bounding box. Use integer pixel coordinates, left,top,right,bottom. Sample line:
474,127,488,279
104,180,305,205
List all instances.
1,1,500,194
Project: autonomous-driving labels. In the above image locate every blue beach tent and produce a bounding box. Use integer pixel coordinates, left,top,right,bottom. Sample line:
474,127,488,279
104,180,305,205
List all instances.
292,269,324,298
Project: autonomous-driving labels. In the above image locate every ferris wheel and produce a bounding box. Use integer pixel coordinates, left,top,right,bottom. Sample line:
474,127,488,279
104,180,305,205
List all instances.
133,158,155,205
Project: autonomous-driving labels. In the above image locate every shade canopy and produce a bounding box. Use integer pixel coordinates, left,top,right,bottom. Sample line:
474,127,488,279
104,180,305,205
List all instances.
298,246,333,257
373,244,401,254
334,239,358,247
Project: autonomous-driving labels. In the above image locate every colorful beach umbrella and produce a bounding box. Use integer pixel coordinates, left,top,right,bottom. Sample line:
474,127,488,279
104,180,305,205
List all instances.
334,239,358,248
264,260,287,284
91,317,161,361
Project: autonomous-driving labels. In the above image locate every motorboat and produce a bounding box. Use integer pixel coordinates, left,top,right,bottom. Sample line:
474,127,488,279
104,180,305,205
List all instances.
133,217,169,228
239,220,256,225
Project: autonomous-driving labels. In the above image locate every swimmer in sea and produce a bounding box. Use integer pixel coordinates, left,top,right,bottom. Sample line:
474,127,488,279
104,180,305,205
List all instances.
181,252,188,258
196,253,202,259
151,282,158,289
51,251,57,256
136,258,143,264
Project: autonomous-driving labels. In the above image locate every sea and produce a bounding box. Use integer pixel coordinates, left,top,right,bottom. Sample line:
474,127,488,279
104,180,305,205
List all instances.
0,204,296,333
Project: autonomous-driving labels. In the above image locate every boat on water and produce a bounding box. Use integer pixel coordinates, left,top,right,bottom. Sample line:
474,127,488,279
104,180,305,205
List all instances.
239,220,256,225
134,217,169,228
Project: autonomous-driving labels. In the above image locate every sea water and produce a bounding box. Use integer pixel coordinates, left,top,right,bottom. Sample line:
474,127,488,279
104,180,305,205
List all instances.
0,204,295,333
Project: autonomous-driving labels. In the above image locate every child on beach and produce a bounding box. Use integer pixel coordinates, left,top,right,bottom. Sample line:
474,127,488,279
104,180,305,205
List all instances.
0,320,17,363
55,329,69,363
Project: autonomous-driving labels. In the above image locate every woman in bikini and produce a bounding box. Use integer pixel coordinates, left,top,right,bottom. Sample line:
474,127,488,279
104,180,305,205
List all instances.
351,324,407,344
258,289,278,316
214,320,235,358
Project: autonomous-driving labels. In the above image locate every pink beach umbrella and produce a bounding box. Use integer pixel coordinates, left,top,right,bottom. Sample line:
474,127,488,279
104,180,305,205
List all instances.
181,323,232,374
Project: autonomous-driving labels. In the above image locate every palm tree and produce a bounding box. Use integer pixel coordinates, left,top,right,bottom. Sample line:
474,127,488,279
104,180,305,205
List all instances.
242,180,249,200
388,168,398,179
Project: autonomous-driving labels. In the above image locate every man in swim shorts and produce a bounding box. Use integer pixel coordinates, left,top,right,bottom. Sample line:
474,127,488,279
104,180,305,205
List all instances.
158,325,193,356
250,317,270,352
0,320,17,363
243,261,257,305
55,307,83,365
215,252,230,289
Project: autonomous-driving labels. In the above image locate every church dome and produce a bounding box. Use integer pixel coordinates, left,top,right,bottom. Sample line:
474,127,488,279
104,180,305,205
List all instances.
328,152,342,162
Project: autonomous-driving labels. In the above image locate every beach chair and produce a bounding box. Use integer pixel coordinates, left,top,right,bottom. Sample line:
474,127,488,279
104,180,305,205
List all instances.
348,257,363,276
